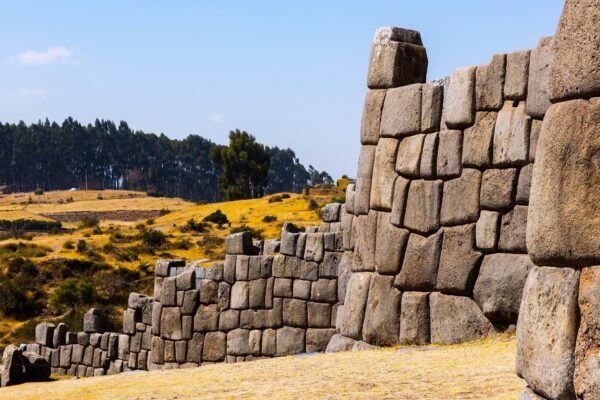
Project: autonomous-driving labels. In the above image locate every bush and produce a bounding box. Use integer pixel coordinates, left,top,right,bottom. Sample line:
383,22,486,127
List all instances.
63,240,75,250
50,277,95,313
159,208,171,216
185,219,210,233
230,225,264,240
268,195,283,203
146,190,164,198
79,216,100,229
331,195,346,204
76,240,87,253
280,193,291,199
146,219,155,226
33,188,44,195
202,210,229,228
308,199,319,210
139,228,167,249
0,219,62,232
262,215,277,223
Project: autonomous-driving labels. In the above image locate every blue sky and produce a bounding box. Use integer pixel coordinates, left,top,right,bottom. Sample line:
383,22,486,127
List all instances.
0,1,564,178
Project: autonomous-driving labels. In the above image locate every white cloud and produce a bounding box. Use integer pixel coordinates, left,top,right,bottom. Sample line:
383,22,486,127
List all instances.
7,88,47,99
209,114,224,124
7,46,74,66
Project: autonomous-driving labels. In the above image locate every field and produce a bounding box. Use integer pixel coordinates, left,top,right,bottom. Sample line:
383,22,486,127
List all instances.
0,337,525,400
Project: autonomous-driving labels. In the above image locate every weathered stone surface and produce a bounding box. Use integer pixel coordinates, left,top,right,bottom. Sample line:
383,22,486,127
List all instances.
321,203,341,223
306,328,336,353
463,111,496,168
219,309,239,332
161,276,177,306
52,323,67,348
436,224,482,294
282,298,307,327
475,210,500,251
304,233,324,263
203,332,226,362
516,164,533,204
445,66,476,128
227,329,250,356
476,54,506,111
421,82,443,133
123,308,137,334
230,282,249,309
1,346,24,386
399,292,430,345
529,119,541,162
194,304,219,332
325,333,357,353
498,205,527,253
419,132,438,179
480,168,517,210
473,254,533,323
360,90,386,145
380,84,422,137
176,269,194,291
23,351,51,381
345,183,356,215
181,289,199,315
369,138,399,211
367,27,427,89
429,293,491,344
308,302,332,328
276,327,305,356
35,323,55,347
395,230,442,290
404,179,442,234
375,212,409,275
519,388,547,400
528,99,600,266
353,211,377,272
160,307,182,340
550,0,600,102
516,266,580,400
248,279,266,309
389,176,409,227
311,279,337,303
493,101,530,167
354,145,376,215
436,130,462,179
362,275,401,346
505,50,530,101
396,134,425,177
440,169,481,226
261,329,276,356
339,273,372,340
292,279,311,300
226,231,253,255
526,37,553,119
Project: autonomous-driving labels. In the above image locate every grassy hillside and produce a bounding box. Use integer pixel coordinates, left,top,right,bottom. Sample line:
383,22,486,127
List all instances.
0,337,524,400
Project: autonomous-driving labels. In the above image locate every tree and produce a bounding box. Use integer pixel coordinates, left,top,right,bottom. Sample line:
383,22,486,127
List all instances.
50,278,95,313
203,209,229,228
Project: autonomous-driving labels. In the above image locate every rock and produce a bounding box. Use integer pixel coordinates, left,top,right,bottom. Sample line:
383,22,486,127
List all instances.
429,293,491,344
519,387,547,400
1,346,24,387
516,164,533,204
396,134,425,177
399,292,430,345
321,203,341,223
525,37,553,119
227,329,250,356
308,302,332,328
248,279,266,309
123,308,137,334
550,0,600,101
436,224,482,294
419,132,439,178
306,329,336,353
353,211,377,272
445,66,476,129
473,254,534,324
176,269,195,291
161,276,177,306
320,251,341,278
263,240,280,256
529,119,541,162
194,304,219,332
480,168,517,210
440,169,481,226
354,145,377,215
202,332,226,362
395,230,442,290
360,90,386,145
22,351,51,381
462,111,497,168
226,231,254,255
516,266,580,400
160,307,182,340
35,323,55,347
182,289,199,315
436,130,463,179
369,138,399,211
362,275,401,346
261,329,277,356
403,179,443,234
345,183,356,215
421,82,443,133
154,259,185,277
280,223,300,256
235,255,250,280
476,54,506,111
380,84,422,137
475,210,500,251
304,233,324,263
52,323,67,348
276,327,305,356
292,279,311,300
282,298,307,327
390,176,410,227
498,205,528,253
375,212,409,274
367,27,428,89
339,273,372,340
504,50,530,101
311,279,337,303
527,99,600,266
230,282,249,309
325,333,357,353
493,101,531,167
219,309,240,331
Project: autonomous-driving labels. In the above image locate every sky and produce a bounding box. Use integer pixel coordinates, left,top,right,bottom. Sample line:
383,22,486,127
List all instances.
0,0,564,179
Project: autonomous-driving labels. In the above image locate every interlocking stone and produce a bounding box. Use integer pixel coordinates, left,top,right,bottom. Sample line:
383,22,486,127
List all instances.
493,101,531,167
306,329,336,353
230,282,249,309
35,323,55,347
440,168,481,226
421,82,443,133
370,138,399,211
325,333,357,353
194,304,219,332
389,176,410,227
345,183,356,215
360,90,386,144
395,230,442,290
353,211,377,272
476,54,505,111
362,275,401,346
399,292,430,345
436,130,462,179
203,332,226,362
380,84,423,137
516,266,580,400
282,298,307,327
311,279,337,303
429,293,492,344
261,329,277,356
396,134,425,177
436,224,482,294
292,279,311,300
473,254,534,323
480,168,517,210
475,210,500,251
276,327,305,356
419,132,438,178
375,212,409,274
304,233,324,263
308,302,332,328
354,145,376,215
525,37,553,119
227,329,250,356
445,66,476,128
339,272,372,340
160,307,182,340
462,111,496,168
403,179,442,234
516,164,533,204
498,205,527,253
225,231,253,255
504,50,530,101
321,203,341,223
529,119,541,162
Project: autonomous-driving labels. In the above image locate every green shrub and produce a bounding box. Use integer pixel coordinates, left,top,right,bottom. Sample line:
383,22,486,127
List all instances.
50,278,95,313
146,219,155,226
268,195,283,203
63,240,75,250
139,228,167,249
186,219,210,233
262,215,277,223
308,199,319,210
158,208,171,216
0,219,62,231
76,240,87,253
202,210,229,228
79,216,100,229
33,188,44,195
280,193,291,199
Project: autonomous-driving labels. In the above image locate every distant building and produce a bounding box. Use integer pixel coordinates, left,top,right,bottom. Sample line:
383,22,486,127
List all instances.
79,181,104,191
0,185,12,195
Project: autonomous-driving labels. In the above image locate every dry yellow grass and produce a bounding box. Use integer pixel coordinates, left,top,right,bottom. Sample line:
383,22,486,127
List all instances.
0,337,524,400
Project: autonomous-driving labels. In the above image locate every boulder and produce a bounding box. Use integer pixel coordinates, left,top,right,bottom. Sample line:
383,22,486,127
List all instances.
399,292,430,345
276,327,305,356
525,37,553,119
22,351,51,381
504,50,530,101
1,346,24,387
436,130,463,179
445,66,476,128
462,111,497,168
516,266,579,400
52,322,67,348
362,275,401,346
395,231,442,290
306,329,336,353
419,132,439,179
369,138,399,211
436,224,482,294
339,272,372,340
396,134,425,177
480,168,517,210
421,81,443,133
440,169,481,226
325,333,357,353
354,145,376,215
380,84,422,137
360,90,386,145
225,231,254,255
493,101,531,167
403,179,443,234
375,212,409,274
429,293,491,344
475,54,506,111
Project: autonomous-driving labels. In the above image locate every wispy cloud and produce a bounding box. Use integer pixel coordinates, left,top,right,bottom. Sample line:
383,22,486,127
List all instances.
209,114,224,124
7,46,74,66
7,88,47,99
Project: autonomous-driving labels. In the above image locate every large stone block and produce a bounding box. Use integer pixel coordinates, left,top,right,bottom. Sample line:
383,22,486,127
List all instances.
1,346,24,386
311,279,337,303
498,205,528,253
308,302,332,328
493,101,531,167
529,119,541,162
282,298,307,327
22,351,51,381
445,66,476,128
321,203,341,223
504,50,530,101
389,176,409,227
380,84,423,137
160,307,182,340
230,281,249,309
403,179,442,234
480,168,517,210
516,164,533,204
528,99,600,266
306,329,336,353
362,275,401,346
476,54,506,111
440,169,481,226
227,329,250,356
473,254,534,324
370,138,399,211
339,272,372,340
375,212,409,275
304,233,324,263
360,89,386,145
421,82,443,133
396,134,425,177
516,266,580,400
194,304,219,332
354,145,376,215
325,333,357,353
367,27,428,89
475,210,500,251
436,224,482,294
550,0,600,102
395,230,442,290
226,231,253,255
399,292,430,345
419,132,438,178
353,211,377,272
202,332,226,362
429,293,491,344
462,111,496,168
526,37,553,119
35,323,55,347
436,130,462,179
276,327,305,356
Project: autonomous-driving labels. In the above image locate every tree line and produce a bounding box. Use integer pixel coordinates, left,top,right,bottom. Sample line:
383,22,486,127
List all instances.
0,119,333,202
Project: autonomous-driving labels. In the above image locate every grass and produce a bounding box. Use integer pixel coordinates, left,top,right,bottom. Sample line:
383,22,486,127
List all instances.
0,337,525,400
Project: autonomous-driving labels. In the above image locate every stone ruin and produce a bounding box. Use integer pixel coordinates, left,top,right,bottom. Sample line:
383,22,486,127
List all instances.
4,1,600,398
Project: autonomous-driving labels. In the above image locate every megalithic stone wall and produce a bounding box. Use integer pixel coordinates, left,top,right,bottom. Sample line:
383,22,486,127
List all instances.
329,25,546,351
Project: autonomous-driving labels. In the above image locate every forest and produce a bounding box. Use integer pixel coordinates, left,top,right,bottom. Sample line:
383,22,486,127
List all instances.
0,119,332,202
